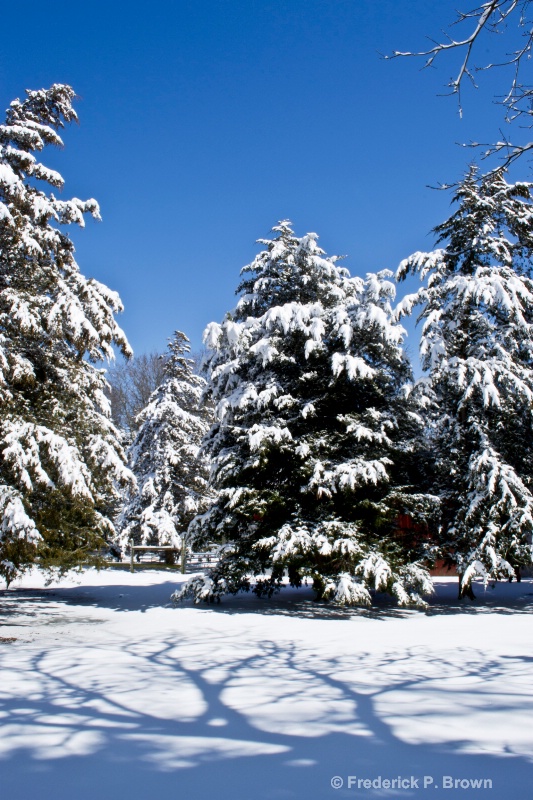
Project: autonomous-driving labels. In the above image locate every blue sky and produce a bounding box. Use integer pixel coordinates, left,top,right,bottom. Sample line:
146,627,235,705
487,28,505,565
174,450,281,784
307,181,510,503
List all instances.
0,0,521,362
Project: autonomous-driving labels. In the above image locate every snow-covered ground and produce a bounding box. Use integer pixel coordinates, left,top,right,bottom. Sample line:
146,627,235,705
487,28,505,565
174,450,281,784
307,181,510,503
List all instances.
0,568,532,800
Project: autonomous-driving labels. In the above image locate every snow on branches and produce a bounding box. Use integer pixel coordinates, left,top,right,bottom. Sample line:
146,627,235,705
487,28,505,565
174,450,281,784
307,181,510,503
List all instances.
117,332,212,551
397,167,533,595
177,222,435,607
0,85,133,584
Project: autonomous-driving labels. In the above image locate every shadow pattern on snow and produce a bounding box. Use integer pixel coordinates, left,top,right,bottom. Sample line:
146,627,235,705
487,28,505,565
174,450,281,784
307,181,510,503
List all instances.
3,576,533,619
0,619,531,799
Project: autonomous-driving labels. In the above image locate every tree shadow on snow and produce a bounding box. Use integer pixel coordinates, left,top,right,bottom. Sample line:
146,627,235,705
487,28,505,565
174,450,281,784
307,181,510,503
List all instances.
0,578,409,620
2,576,533,621
0,579,180,616
0,629,531,800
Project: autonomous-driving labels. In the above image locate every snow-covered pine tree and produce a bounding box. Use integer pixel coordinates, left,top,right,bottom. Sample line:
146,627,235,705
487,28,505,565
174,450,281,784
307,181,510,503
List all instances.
117,331,212,553
0,85,133,586
396,167,533,598
176,222,435,607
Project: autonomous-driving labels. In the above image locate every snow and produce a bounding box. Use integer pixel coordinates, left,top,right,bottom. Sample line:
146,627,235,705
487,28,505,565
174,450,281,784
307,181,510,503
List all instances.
0,84,133,581
0,495,40,543
331,353,375,380
196,222,428,605
1,567,532,800
117,331,211,550
395,168,533,589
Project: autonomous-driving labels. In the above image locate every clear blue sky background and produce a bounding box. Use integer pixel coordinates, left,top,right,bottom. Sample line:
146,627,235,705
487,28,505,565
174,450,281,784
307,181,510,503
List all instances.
0,0,522,364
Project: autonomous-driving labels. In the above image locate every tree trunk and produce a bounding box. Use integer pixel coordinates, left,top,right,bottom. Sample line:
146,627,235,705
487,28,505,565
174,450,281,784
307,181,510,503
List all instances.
458,577,475,600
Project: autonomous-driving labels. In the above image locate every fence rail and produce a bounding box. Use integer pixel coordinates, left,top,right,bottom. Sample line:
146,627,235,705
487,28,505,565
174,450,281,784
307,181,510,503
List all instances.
128,545,219,573
185,551,219,572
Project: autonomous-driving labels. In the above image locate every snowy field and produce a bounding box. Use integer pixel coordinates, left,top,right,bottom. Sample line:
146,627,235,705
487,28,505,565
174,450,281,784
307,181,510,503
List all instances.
0,569,532,800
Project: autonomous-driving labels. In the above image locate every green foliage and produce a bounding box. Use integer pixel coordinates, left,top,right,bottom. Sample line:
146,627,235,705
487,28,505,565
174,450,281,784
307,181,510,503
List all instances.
0,85,133,586
179,223,436,606
397,168,533,594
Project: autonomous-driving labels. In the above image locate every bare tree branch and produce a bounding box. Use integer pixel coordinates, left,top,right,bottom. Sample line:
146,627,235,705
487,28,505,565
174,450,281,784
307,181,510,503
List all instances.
105,352,167,436
388,1,533,163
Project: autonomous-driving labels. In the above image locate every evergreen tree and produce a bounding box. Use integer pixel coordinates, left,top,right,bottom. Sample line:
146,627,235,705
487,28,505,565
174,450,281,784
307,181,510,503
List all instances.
176,222,434,606
0,85,133,586
397,167,533,597
117,331,212,552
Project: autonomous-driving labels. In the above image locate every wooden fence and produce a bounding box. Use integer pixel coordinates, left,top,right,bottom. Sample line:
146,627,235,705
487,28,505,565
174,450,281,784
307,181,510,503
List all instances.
128,545,219,573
